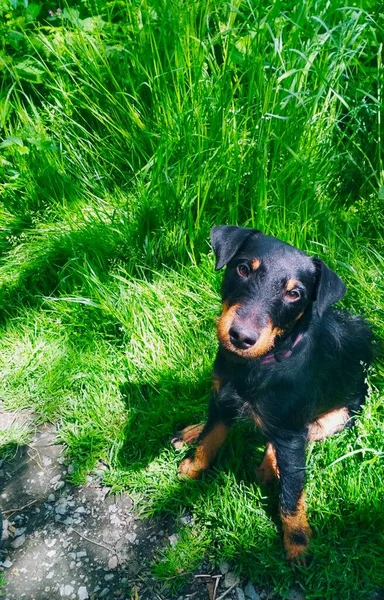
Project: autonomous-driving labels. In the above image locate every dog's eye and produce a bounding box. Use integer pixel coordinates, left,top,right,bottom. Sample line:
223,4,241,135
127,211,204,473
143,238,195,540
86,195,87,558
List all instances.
285,289,301,301
237,263,250,278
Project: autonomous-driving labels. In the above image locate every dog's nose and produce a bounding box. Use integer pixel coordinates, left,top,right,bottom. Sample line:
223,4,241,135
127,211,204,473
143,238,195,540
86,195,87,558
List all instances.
229,325,258,349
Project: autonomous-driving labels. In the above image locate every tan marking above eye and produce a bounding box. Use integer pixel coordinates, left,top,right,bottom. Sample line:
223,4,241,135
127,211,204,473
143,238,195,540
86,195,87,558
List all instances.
250,258,261,271
286,279,299,291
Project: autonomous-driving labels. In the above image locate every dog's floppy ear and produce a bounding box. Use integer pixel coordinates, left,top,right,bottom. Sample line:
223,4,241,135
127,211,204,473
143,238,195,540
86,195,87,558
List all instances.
210,226,260,270
312,258,346,316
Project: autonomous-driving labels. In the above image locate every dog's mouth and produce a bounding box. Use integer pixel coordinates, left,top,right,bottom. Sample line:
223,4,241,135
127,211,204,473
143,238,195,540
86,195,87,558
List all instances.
217,303,282,359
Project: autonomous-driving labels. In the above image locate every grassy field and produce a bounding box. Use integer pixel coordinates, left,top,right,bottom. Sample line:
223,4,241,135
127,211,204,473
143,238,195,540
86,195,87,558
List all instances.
0,0,383,597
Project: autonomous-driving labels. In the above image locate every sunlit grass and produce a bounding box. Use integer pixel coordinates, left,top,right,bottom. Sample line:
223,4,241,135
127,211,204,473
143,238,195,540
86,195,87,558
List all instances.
0,0,383,597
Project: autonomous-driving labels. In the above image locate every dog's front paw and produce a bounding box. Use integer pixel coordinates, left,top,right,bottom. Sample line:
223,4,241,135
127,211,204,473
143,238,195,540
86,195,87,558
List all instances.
178,458,202,479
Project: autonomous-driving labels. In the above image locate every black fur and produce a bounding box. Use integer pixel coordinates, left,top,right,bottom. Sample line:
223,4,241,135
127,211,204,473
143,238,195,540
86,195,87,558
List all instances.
179,226,373,560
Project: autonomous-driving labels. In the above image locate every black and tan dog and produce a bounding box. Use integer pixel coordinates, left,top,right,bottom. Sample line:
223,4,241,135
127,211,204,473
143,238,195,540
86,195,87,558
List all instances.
173,225,373,564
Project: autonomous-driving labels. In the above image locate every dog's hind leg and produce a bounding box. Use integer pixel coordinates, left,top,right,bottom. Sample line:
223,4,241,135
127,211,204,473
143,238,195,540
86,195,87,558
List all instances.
307,407,350,441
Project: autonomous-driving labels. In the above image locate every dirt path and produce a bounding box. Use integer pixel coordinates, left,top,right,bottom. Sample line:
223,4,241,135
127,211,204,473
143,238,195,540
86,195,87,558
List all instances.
0,407,300,600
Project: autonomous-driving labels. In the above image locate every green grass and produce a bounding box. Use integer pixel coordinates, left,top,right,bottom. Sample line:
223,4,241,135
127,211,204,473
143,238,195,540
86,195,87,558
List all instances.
0,0,383,598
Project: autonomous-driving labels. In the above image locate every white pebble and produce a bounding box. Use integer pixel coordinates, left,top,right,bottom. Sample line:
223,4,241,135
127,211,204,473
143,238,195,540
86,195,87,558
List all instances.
168,534,178,547
59,584,74,597
108,555,118,570
0,558,12,568
78,586,89,600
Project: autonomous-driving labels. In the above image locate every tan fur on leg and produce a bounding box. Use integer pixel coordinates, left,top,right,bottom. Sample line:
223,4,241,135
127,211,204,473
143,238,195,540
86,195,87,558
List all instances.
178,423,228,479
308,407,350,441
256,442,279,484
171,424,204,449
281,493,312,565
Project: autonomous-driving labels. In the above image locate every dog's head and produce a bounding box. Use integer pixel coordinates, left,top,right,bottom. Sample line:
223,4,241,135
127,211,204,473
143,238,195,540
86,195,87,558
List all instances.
211,226,346,359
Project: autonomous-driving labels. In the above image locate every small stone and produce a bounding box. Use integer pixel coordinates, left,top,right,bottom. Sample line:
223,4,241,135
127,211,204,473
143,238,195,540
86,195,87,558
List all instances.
104,573,114,581
13,514,24,522
115,538,125,552
110,514,121,526
108,555,118,570
68,464,74,475
60,584,74,597
13,527,27,537
236,588,246,600
47,550,56,557
244,582,261,600
50,474,61,484
75,507,86,514
224,572,239,589
46,571,54,579
42,456,53,467
55,504,68,515
100,588,109,597
1,519,9,541
69,561,76,569
289,590,306,600
45,538,56,548
1,558,12,568
126,532,137,543
76,551,87,559
54,480,65,491
48,494,55,502
219,561,230,574
168,534,178,547
63,517,73,525
78,587,88,600
10,534,26,549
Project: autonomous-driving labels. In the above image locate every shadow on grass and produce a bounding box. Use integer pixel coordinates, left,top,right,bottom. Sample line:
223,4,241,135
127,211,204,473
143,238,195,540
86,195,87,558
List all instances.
117,373,213,470
0,223,176,327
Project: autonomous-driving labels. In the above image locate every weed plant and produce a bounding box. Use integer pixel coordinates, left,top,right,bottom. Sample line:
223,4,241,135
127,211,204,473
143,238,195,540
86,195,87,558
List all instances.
0,0,383,598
